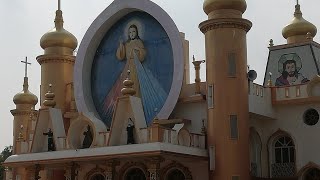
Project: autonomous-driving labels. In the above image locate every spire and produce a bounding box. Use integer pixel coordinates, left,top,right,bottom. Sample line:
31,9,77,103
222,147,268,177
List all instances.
55,0,63,31
121,70,136,96
282,1,317,43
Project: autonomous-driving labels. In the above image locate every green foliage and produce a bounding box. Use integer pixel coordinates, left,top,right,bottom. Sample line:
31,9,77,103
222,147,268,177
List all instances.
0,146,13,180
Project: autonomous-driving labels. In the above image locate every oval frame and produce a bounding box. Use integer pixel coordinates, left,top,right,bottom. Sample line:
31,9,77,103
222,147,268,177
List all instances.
74,0,184,124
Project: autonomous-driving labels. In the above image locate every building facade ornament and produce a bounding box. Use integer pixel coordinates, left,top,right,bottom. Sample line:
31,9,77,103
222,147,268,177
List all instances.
199,18,252,34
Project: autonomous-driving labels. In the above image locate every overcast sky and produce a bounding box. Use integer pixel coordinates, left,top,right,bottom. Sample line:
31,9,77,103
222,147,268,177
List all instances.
0,0,318,150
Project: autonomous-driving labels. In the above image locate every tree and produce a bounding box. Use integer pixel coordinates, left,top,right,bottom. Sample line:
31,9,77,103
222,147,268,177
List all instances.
0,146,13,180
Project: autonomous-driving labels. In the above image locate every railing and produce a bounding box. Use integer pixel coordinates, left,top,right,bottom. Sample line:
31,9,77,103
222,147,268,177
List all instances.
271,162,295,178
251,83,265,97
272,84,308,102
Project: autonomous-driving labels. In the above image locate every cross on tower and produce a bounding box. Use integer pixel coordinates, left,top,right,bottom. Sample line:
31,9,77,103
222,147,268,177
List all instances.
21,57,31,78
296,0,299,5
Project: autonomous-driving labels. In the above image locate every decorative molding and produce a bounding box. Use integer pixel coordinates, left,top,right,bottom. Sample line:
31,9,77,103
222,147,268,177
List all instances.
11,110,38,117
36,55,75,65
160,161,192,180
199,18,252,34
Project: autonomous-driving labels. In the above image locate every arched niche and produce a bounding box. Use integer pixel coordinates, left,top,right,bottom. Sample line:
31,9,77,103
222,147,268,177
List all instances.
67,113,106,149
249,128,262,177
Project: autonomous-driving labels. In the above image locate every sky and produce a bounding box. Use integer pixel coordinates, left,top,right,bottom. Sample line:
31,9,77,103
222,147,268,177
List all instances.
0,0,319,150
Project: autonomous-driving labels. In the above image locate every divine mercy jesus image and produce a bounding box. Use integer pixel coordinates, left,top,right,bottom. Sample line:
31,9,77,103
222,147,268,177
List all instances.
91,14,174,127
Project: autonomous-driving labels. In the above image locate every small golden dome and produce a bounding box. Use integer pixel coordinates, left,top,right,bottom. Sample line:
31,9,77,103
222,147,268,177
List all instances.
203,0,247,14
282,4,317,39
40,10,78,51
13,77,38,105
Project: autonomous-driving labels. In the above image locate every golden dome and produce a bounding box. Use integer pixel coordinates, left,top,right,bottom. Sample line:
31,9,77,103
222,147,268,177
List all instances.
282,4,317,39
203,0,247,14
40,10,78,51
13,77,38,105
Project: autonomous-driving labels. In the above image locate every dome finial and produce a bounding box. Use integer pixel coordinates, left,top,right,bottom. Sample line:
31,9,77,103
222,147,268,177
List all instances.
43,84,56,108
121,70,136,96
54,8,63,30
294,1,302,18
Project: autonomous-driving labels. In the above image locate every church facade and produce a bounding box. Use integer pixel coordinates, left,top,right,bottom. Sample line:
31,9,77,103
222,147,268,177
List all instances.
3,0,320,180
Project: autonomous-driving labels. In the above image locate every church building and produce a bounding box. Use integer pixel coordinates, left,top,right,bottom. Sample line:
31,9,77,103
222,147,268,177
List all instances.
3,0,320,179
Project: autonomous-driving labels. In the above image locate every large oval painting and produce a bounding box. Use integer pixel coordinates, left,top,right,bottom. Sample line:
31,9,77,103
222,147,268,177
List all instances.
91,11,174,127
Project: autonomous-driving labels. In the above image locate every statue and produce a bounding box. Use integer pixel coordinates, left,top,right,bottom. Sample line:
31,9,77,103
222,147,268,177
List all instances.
43,128,55,151
127,118,135,144
116,24,146,97
82,125,93,148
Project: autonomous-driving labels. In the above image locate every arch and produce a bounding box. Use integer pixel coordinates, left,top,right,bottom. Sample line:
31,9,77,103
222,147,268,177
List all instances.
267,129,296,178
125,168,146,180
249,128,262,177
297,162,320,178
166,169,185,180
118,162,148,180
161,161,192,180
84,167,105,180
67,113,106,149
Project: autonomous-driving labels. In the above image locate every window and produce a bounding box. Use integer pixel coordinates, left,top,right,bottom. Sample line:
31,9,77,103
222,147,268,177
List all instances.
230,115,238,139
228,53,237,77
274,136,294,163
303,108,319,126
208,85,214,108
125,168,146,180
166,169,185,180
271,136,295,178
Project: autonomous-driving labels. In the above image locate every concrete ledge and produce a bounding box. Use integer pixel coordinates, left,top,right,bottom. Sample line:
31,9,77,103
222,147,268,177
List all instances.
4,143,208,167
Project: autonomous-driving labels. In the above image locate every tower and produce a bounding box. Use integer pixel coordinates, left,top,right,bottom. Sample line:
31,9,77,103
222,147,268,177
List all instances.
11,58,38,154
199,0,252,179
36,2,78,127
